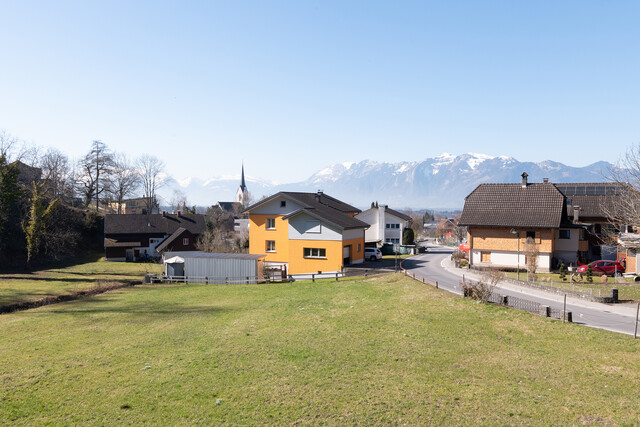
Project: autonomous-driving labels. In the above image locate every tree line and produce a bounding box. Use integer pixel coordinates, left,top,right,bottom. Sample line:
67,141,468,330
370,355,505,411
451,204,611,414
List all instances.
0,130,166,267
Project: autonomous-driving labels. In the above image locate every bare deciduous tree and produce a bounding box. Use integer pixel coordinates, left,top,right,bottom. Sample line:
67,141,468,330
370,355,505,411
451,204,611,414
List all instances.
40,148,71,199
77,140,113,211
603,143,640,231
109,154,138,214
170,189,188,213
137,154,165,215
0,130,20,160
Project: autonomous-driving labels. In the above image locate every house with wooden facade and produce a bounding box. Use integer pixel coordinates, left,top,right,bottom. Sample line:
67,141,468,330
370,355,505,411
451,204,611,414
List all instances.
104,212,206,261
459,173,626,271
243,191,368,275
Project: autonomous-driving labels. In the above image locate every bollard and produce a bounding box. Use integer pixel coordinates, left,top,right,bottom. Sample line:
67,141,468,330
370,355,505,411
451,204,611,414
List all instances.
312,274,315,283
502,295,508,306
205,276,209,285
246,276,249,284
225,277,228,285
611,288,618,303
539,305,550,317
435,281,438,289
566,311,573,323
336,273,339,282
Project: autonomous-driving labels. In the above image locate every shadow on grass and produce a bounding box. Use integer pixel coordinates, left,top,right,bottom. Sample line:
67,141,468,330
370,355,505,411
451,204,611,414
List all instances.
0,251,106,274
0,276,141,283
45,302,228,316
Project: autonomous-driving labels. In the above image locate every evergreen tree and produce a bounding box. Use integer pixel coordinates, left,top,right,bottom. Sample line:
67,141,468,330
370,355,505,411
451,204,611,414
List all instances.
586,264,593,283
559,263,567,281
402,227,415,245
0,154,21,253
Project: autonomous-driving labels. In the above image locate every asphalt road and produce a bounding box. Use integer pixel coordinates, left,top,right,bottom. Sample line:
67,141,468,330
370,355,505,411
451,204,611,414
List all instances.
402,247,640,337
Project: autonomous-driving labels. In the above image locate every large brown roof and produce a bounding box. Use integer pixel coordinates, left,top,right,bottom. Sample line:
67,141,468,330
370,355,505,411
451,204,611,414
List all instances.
104,213,207,235
555,183,628,219
459,183,565,228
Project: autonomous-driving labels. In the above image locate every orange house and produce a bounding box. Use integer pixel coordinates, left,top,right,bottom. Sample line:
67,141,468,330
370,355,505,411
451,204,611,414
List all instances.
244,191,368,275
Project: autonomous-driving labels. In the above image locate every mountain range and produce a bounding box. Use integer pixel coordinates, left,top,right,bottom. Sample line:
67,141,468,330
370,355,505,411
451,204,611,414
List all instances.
162,153,612,210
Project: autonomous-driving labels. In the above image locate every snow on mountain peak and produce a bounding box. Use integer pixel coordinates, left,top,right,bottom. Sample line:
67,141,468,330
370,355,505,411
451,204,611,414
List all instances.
465,153,495,170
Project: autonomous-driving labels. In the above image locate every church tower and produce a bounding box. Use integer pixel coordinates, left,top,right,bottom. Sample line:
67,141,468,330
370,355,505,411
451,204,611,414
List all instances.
236,164,249,207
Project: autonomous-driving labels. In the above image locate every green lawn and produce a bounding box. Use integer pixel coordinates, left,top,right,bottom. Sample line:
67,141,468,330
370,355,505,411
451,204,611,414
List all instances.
504,271,640,301
0,253,162,306
2,274,640,424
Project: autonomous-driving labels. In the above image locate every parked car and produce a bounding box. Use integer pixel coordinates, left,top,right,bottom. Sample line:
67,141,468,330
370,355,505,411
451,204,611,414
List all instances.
577,260,625,276
364,247,382,261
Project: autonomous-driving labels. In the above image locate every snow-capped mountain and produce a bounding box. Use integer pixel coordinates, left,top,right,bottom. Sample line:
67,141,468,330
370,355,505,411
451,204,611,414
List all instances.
162,153,612,210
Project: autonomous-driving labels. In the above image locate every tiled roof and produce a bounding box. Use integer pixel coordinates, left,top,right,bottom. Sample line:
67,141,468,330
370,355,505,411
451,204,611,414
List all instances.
217,201,243,213
283,204,370,230
104,213,206,235
280,192,361,213
245,191,367,230
459,183,565,228
385,207,411,221
155,227,188,253
104,238,141,248
555,183,628,218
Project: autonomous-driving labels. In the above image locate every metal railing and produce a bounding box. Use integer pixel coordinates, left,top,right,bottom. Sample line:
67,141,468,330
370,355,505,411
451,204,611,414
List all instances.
147,274,291,285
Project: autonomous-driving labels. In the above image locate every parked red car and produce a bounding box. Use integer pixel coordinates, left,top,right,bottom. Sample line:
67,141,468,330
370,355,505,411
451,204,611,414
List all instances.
577,260,625,276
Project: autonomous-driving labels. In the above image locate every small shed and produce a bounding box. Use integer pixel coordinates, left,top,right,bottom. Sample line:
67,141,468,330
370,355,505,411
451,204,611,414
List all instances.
163,251,265,283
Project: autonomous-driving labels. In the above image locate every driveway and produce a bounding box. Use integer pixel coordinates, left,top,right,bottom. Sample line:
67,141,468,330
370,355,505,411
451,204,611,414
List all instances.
403,247,640,337
344,257,403,276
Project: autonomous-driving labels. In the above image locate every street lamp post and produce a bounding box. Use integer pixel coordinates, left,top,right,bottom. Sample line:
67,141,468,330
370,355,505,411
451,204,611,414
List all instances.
511,228,520,281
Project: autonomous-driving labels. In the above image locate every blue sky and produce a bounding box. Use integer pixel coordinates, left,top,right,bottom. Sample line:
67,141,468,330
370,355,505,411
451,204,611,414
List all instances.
1,1,638,183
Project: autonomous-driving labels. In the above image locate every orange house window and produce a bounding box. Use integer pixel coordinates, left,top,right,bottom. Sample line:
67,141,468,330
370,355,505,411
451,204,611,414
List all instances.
266,240,275,252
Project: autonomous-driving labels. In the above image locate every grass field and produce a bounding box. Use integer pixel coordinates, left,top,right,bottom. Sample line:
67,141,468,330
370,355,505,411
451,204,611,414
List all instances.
2,273,640,424
0,254,162,306
503,271,640,301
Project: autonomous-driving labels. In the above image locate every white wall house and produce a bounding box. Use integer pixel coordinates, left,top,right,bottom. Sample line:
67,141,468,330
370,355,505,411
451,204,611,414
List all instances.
355,205,411,246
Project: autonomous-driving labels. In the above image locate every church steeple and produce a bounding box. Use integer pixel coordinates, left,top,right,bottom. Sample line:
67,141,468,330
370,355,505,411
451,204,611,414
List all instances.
240,163,247,192
236,163,249,207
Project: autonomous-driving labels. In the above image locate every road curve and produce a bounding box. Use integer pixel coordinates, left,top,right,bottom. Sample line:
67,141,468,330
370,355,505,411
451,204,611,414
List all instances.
402,248,640,337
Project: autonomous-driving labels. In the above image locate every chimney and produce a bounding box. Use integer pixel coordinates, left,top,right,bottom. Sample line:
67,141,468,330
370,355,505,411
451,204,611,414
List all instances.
573,205,580,223
521,172,528,188
543,178,549,183
315,190,323,203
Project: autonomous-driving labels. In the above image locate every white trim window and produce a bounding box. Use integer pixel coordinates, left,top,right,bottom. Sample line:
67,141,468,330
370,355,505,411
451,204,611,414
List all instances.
183,238,190,245
266,240,276,252
303,248,326,258
266,218,276,230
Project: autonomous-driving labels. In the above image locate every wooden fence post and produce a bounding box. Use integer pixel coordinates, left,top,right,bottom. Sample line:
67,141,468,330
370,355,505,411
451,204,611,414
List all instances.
635,302,640,339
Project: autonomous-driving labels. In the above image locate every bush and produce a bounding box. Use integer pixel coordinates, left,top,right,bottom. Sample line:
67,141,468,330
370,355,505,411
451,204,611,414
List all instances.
461,279,494,303
559,263,567,281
